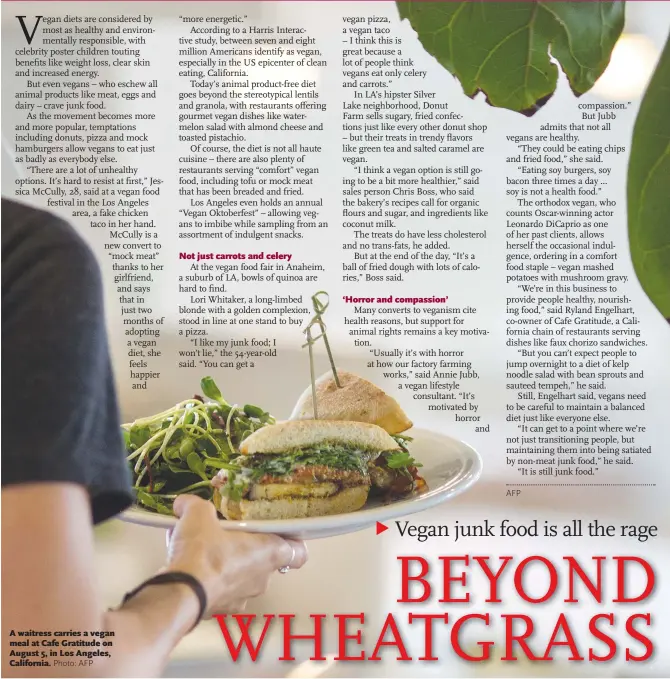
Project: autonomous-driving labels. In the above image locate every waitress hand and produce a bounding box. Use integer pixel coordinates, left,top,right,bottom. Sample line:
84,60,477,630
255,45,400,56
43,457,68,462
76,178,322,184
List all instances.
164,495,307,616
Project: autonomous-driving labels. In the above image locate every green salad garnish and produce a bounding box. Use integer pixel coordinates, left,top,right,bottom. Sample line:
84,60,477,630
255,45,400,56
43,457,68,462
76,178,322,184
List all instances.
244,444,376,478
123,376,274,514
219,444,376,501
384,434,421,479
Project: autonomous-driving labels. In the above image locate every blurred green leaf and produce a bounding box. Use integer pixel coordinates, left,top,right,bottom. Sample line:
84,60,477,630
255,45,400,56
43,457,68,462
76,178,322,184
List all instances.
129,426,151,448
628,35,670,319
136,490,156,509
196,438,218,457
153,500,174,515
243,404,266,420
200,376,226,404
396,1,625,115
179,437,195,459
165,461,194,475
386,450,422,469
186,452,208,480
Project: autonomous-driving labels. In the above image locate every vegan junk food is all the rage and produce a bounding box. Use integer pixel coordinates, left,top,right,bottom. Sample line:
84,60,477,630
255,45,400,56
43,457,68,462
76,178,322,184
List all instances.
212,419,412,521
123,376,275,515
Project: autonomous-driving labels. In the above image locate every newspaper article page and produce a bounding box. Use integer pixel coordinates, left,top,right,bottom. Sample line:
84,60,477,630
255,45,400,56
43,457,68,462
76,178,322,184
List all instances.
1,1,669,677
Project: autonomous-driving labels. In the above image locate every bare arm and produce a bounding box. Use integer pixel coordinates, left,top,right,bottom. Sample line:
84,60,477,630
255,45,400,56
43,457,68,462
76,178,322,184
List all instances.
1,204,308,676
2,484,194,677
2,485,306,678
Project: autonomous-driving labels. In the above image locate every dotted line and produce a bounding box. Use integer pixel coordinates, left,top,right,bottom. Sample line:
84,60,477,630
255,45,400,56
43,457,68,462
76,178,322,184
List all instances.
505,484,656,487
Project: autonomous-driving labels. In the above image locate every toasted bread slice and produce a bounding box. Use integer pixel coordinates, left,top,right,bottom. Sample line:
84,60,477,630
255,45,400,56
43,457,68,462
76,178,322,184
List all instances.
289,370,412,434
239,419,400,456
215,485,370,521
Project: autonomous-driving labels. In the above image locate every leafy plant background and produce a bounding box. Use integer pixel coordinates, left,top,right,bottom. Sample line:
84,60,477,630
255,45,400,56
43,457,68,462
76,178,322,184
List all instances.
398,1,669,321
627,36,670,320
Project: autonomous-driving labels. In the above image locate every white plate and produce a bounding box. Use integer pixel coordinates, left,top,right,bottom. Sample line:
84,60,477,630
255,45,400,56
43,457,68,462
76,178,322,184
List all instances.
120,428,482,540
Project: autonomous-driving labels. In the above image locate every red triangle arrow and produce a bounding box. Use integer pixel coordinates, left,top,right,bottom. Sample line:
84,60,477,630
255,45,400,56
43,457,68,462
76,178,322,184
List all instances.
376,521,388,535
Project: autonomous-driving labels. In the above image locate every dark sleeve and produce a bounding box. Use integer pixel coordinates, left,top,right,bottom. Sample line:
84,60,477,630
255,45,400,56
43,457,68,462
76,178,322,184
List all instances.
1,199,133,524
